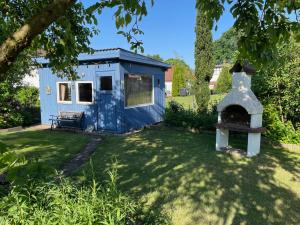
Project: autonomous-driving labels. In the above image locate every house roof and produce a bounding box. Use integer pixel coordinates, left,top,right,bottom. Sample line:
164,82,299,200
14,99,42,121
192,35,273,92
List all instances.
36,48,170,70
165,67,173,81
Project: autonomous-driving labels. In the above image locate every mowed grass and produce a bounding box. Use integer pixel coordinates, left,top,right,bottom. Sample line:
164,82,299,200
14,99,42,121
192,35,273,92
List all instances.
0,130,91,184
78,126,300,225
166,95,195,109
166,94,225,110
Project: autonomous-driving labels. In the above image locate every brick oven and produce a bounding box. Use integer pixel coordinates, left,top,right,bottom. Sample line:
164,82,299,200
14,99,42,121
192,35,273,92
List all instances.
216,61,265,157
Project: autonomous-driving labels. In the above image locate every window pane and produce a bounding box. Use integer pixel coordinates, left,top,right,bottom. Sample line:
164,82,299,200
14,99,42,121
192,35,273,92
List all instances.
78,83,92,102
100,76,112,91
125,74,153,107
58,83,71,102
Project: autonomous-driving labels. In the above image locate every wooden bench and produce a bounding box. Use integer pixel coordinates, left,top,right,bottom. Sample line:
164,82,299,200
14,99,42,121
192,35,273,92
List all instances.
50,111,84,130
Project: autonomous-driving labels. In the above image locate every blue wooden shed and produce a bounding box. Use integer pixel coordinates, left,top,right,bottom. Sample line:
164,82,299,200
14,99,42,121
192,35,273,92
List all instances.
38,48,170,133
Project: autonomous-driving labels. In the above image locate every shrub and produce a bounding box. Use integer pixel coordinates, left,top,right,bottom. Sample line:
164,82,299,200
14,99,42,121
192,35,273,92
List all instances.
0,169,171,225
165,101,217,130
263,104,300,144
15,86,40,108
0,85,40,129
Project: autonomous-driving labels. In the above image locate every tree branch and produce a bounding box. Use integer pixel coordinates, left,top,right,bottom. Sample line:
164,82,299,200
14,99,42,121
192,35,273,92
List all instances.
0,0,76,81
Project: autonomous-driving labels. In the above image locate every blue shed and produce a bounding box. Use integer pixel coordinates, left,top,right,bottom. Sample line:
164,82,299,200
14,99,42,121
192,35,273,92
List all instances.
38,48,170,133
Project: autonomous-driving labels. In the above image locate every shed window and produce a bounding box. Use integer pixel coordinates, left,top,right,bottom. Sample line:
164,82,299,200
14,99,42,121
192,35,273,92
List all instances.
125,74,153,107
57,82,71,103
100,76,112,91
76,82,93,104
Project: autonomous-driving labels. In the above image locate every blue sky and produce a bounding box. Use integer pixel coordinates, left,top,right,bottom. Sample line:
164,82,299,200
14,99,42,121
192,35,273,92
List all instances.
84,0,234,68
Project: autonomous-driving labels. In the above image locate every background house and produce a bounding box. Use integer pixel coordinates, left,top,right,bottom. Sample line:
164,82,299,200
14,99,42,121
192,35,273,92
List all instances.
22,69,39,88
165,67,173,96
38,48,170,133
209,65,222,90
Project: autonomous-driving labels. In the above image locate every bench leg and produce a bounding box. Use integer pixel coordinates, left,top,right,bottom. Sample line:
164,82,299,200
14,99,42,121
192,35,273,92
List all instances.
51,120,54,130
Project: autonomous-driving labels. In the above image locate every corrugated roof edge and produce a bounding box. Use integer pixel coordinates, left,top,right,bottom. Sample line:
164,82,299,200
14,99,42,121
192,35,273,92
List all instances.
34,48,171,69
96,48,171,69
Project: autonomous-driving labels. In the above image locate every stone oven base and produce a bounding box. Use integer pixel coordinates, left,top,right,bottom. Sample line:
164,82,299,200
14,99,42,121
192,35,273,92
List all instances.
216,128,261,157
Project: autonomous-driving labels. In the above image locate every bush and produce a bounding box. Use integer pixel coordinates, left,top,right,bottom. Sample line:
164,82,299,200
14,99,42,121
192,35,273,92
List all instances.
15,86,40,108
165,101,217,130
0,169,171,225
0,85,40,129
263,104,300,144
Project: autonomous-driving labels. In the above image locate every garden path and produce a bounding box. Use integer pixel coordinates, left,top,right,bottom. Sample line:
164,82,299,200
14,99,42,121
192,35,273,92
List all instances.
59,137,101,177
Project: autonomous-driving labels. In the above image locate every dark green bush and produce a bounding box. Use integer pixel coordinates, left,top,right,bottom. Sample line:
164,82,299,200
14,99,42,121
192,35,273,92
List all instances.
20,106,41,126
263,104,300,144
165,101,217,130
0,85,40,129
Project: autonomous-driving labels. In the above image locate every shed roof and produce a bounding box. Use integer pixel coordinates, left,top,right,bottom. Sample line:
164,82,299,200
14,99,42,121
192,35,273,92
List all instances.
36,48,170,69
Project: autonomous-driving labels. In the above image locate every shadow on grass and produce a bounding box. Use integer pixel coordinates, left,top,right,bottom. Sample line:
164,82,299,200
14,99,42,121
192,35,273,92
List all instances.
79,126,300,225
0,130,90,185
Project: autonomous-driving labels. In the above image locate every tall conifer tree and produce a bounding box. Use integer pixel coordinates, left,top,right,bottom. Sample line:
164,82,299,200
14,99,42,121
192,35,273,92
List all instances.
194,4,214,112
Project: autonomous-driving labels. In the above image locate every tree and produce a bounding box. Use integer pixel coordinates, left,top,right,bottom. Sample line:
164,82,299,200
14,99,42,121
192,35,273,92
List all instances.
215,64,232,94
146,54,164,61
198,0,300,66
1,1,299,82
194,5,215,112
213,28,238,64
171,64,185,97
0,0,152,81
165,58,193,96
252,37,300,127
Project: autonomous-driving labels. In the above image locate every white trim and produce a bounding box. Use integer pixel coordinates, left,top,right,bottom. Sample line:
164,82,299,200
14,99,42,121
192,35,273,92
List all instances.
75,81,94,105
56,82,72,104
125,102,154,109
124,74,154,109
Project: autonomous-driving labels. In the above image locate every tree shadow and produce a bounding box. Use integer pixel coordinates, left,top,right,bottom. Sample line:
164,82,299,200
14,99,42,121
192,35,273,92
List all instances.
0,130,90,185
79,126,300,225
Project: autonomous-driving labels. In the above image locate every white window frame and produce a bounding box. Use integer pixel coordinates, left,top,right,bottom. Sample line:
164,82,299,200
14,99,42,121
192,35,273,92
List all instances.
124,74,154,109
56,82,72,104
76,81,94,105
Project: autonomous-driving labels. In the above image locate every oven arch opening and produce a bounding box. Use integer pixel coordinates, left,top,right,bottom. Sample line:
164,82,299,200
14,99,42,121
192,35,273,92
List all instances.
221,105,250,127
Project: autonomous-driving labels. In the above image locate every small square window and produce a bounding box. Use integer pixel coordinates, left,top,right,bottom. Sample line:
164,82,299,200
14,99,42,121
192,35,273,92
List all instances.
100,76,112,91
77,82,93,103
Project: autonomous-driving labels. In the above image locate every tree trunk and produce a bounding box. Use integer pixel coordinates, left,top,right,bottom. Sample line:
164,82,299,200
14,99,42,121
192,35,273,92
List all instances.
0,0,76,81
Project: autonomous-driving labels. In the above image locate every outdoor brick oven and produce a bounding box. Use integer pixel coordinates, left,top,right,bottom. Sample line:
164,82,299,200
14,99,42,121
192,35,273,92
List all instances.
216,61,265,157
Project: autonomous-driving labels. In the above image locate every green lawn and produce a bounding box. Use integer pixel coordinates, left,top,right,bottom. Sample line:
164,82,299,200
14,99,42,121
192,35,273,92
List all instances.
166,94,225,110
166,95,195,109
77,126,300,225
0,130,90,184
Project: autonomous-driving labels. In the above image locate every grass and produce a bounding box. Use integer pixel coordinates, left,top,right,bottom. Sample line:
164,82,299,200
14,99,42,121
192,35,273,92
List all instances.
0,130,169,224
166,94,225,110
0,130,90,184
77,126,300,225
166,95,195,109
